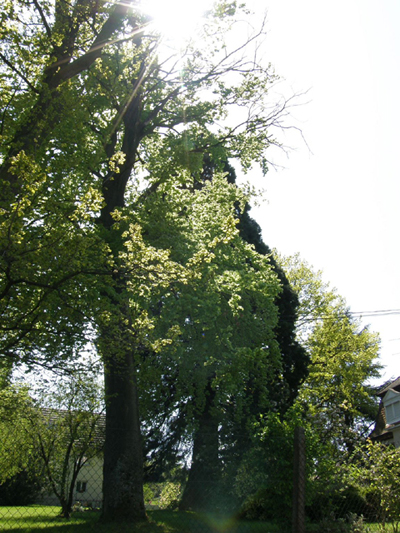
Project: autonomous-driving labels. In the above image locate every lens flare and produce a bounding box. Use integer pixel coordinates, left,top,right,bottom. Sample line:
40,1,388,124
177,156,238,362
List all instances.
140,0,214,46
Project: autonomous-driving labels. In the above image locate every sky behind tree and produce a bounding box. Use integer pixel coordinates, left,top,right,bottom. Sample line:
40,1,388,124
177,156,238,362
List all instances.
244,0,400,383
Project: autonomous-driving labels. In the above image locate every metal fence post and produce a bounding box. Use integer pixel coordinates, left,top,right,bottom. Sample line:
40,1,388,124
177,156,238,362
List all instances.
292,426,306,533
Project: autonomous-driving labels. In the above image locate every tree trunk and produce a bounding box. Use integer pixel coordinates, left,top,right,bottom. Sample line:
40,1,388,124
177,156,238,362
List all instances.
101,346,146,522
179,381,220,512
98,87,147,521
59,489,72,519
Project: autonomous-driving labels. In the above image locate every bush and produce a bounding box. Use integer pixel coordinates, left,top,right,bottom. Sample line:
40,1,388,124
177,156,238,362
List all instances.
159,482,182,510
306,484,368,522
307,513,372,533
0,470,42,506
238,486,291,522
349,441,400,529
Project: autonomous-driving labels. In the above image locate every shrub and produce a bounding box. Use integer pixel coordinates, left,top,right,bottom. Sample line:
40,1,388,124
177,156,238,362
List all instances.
238,486,291,522
349,441,400,529
306,484,368,522
0,469,43,506
159,482,182,510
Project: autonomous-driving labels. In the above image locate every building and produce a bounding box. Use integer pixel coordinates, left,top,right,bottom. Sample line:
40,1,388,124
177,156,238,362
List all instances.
39,454,103,508
370,376,400,447
36,409,105,509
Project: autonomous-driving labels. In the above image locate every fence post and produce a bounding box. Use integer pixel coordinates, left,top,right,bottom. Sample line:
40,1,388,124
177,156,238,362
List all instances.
292,426,306,533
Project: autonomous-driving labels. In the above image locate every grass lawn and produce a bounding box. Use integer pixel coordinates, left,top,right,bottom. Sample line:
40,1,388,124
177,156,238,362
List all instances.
0,506,282,532
0,507,387,532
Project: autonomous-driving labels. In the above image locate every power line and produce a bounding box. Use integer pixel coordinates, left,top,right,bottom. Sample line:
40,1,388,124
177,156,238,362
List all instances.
349,309,400,318
297,309,400,324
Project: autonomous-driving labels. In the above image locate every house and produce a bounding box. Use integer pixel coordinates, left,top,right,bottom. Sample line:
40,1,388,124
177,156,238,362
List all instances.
36,409,105,509
39,454,103,508
370,376,400,448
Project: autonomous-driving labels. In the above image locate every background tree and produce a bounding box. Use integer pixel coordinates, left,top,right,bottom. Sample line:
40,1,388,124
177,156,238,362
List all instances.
134,171,282,511
0,384,43,498
134,162,307,512
235,255,381,524
0,370,104,518
277,253,381,456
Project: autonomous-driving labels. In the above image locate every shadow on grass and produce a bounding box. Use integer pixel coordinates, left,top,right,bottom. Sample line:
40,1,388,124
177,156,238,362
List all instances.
0,508,280,533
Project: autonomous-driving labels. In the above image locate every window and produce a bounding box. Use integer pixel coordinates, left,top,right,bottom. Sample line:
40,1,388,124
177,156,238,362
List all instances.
76,481,87,493
383,390,400,425
385,401,400,425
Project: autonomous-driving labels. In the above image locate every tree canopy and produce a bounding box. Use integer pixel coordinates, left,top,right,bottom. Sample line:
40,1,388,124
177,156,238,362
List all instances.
0,1,386,523
1,0,301,520
276,253,381,454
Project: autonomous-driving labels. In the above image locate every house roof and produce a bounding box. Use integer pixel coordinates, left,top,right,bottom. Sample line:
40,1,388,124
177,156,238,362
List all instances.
377,376,400,397
40,408,105,448
370,429,394,444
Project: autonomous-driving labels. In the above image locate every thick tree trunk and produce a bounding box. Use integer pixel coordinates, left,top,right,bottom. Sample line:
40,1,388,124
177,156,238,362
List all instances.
179,382,220,512
102,346,146,522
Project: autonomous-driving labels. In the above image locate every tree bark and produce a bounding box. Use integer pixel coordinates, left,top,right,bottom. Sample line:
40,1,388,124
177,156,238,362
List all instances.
101,344,146,521
179,381,220,512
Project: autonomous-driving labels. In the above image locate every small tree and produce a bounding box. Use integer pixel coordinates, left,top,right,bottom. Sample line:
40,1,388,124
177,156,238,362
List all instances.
30,371,104,518
350,440,400,531
276,253,381,456
0,370,104,518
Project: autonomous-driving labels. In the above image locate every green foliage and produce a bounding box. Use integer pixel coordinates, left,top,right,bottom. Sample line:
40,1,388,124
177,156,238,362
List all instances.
306,485,369,523
235,408,303,522
0,469,43,506
0,0,303,519
276,254,381,456
348,441,400,531
307,512,373,533
31,374,104,517
0,0,291,372
0,370,104,518
136,173,283,448
143,482,183,510
159,482,183,510
0,149,106,370
0,384,37,483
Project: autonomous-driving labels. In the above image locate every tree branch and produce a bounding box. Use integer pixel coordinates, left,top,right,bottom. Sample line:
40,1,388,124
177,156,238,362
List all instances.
0,53,39,94
32,0,52,39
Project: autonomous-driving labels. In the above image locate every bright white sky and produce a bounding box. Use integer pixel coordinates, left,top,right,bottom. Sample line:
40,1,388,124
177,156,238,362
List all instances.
243,0,400,384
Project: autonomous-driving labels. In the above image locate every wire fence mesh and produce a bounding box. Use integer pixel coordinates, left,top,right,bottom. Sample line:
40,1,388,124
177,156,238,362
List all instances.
1,427,400,532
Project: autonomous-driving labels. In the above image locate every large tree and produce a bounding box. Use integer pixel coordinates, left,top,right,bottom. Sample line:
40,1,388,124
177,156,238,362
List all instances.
1,0,298,521
135,169,283,511
128,161,308,512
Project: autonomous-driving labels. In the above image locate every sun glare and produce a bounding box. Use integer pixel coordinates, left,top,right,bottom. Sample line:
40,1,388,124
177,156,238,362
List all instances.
140,0,214,46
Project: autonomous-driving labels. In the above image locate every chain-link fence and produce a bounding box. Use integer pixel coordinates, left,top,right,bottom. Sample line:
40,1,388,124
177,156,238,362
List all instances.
1,428,399,532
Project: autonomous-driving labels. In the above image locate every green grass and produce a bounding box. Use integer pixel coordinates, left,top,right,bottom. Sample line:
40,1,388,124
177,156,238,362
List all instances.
0,506,281,532
0,507,388,532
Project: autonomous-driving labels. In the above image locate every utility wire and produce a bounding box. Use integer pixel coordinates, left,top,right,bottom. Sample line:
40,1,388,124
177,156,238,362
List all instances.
297,309,400,324
349,309,400,318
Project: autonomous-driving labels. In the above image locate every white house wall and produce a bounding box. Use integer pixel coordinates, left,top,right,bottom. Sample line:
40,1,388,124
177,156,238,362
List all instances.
393,426,400,448
38,455,103,508
75,455,103,507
